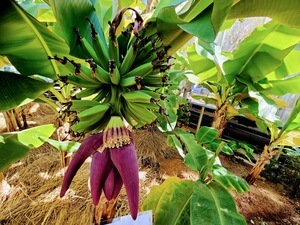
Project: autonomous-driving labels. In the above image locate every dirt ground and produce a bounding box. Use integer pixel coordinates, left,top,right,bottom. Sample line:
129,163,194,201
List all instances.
0,104,299,225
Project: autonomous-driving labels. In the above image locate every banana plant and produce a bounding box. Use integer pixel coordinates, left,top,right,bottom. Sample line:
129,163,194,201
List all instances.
187,20,300,138
143,126,249,225
1,0,300,223
245,97,300,184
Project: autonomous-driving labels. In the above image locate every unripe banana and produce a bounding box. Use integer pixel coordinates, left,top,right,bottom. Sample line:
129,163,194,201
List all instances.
108,36,120,67
65,75,100,88
122,61,153,78
71,119,102,133
139,89,161,99
94,63,111,84
77,103,110,121
74,27,100,64
125,102,156,125
122,90,153,103
70,99,101,112
109,60,121,85
119,40,138,75
87,18,110,71
92,87,110,102
120,76,136,87
75,87,100,99
117,23,133,57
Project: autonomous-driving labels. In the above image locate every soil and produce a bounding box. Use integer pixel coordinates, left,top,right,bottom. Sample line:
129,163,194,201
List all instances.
0,104,300,225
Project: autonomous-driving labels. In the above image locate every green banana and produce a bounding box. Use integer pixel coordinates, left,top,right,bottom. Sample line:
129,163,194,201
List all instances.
139,88,161,99
74,27,100,64
119,40,138,75
122,90,153,103
92,87,110,102
86,18,110,70
75,87,102,99
130,102,160,111
70,99,101,112
117,23,133,58
109,60,121,85
65,75,101,89
120,76,138,87
108,35,120,67
77,103,111,121
71,119,102,133
126,102,157,125
122,61,153,78
94,63,111,84
77,63,99,83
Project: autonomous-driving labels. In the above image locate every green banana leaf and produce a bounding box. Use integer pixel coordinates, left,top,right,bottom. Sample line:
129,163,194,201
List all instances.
157,94,178,132
0,124,55,170
50,0,105,58
191,180,247,225
0,0,70,80
142,177,194,225
223,21,300,82
212,165,249,193
0,72,53,111
263,75,300,96
195,126,218,144
40,137,80,153
280,97,300,133
187,42,227,82
179,132,208,173
228,0,300,28
167,134,185,157
266,50,300,80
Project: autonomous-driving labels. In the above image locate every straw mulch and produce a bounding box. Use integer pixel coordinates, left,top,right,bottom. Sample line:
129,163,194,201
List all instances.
0,143,95,225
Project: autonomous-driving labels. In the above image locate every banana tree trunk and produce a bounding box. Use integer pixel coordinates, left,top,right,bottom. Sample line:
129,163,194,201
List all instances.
245,145,278,184
3,106,28,132
212,103,228,138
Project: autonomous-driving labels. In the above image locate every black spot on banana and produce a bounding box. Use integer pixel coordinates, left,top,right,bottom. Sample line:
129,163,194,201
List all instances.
109,60,121,85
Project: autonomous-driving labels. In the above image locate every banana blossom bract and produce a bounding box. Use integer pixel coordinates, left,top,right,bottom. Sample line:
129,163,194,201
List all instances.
60,118,139,220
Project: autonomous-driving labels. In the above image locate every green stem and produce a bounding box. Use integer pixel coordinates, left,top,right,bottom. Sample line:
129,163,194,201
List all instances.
201,141,225,181
109,85,119,115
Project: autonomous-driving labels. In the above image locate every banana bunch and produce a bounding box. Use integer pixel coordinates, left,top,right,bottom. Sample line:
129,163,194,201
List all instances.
50,7,174,133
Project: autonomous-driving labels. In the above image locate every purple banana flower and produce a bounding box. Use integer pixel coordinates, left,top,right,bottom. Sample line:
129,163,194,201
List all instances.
60,116,139,220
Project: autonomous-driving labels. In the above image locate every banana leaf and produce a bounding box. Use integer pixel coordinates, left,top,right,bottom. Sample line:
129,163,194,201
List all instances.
228,0,300,28
0,0,70,80
0,124,55,170
0,71,53,111
190,180,247,225
211,165,249,193
49,0,105,58
266,50,300,80
142,177,194,225
262,75,300,96
223,21,300,82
